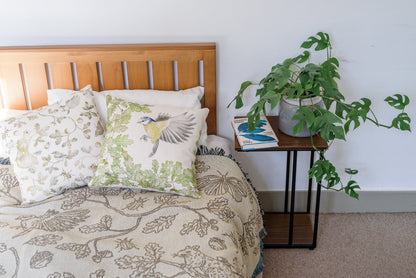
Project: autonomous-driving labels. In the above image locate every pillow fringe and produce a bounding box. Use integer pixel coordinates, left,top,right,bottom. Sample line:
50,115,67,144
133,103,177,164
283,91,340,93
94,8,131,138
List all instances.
0,157,10,165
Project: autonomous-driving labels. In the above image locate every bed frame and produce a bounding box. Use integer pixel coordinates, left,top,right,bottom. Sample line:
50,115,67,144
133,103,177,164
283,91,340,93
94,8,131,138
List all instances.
0,43,217,134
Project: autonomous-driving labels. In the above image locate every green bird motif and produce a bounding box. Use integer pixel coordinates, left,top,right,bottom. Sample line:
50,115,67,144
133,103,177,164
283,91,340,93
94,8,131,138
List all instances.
138,112,196,157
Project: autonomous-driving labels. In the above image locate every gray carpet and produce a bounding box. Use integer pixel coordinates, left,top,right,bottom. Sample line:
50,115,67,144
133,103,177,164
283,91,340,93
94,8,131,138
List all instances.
262,213,416,278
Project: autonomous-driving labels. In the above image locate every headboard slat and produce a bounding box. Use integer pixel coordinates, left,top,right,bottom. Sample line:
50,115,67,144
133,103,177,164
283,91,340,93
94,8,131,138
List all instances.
126,61,149,90
0,63,27,110
101,61,124,90
23,63,48,109
178,61,200,90
49,63,74,90
76,62,100,91
152,61,175,91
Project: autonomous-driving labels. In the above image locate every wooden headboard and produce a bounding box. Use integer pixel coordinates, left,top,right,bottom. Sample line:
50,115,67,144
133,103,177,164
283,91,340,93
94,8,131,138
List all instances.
0,43,217,134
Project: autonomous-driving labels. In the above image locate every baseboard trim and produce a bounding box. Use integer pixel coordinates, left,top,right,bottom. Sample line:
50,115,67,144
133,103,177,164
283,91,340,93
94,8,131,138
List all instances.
257,190,416,213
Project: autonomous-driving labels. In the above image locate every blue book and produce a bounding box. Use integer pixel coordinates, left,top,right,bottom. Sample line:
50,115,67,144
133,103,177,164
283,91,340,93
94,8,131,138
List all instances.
232,116,278,150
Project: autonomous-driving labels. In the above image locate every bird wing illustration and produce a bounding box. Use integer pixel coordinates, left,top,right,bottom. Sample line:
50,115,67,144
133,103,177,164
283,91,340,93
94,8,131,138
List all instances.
159,112,196,144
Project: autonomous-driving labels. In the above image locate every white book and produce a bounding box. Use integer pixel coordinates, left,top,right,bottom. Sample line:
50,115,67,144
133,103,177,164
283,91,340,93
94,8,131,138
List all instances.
232,116,278,150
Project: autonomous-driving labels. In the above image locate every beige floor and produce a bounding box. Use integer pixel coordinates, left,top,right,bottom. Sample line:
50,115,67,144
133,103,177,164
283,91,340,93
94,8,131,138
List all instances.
262,213,416,278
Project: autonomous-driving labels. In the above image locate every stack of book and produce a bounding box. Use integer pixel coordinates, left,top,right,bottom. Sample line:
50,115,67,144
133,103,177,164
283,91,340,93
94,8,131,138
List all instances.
232,116,278,150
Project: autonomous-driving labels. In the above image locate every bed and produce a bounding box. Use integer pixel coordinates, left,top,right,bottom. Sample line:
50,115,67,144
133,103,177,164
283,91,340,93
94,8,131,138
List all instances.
0,43,265,278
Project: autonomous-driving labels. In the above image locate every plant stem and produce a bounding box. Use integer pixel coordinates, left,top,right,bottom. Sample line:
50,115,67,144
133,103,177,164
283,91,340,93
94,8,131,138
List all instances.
369,108,380,125
318,95,353,110
366,118,392,129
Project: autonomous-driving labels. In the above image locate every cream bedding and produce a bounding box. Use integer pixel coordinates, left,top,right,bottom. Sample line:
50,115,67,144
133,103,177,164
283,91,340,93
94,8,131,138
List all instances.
0,153,265,278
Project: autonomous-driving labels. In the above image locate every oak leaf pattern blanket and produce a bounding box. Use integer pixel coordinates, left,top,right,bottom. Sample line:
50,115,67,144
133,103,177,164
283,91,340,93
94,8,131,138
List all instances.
0,154,264,278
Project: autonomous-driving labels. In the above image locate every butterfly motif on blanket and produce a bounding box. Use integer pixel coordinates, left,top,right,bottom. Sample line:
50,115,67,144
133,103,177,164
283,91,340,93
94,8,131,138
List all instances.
197,171,248,202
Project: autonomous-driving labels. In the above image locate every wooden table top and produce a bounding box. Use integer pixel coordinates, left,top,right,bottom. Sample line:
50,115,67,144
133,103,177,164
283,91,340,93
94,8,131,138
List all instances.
234,116,328,152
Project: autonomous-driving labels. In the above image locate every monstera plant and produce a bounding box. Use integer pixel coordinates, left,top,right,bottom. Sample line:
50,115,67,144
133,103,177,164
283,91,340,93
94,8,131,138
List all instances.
228,32,411,199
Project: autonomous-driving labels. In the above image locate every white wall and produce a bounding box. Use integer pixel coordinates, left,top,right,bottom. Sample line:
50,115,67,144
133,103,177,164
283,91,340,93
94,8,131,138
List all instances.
1,0,415,193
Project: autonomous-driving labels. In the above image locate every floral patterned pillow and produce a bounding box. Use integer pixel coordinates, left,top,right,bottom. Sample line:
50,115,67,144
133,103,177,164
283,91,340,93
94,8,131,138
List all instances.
0,92,104,203
89,96,209,198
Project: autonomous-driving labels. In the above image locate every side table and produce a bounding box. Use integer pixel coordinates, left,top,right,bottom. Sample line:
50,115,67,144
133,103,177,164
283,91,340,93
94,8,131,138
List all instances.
234,116,328,249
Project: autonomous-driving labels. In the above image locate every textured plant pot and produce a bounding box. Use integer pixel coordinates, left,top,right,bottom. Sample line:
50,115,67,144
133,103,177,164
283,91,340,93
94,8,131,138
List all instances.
278,95,324,137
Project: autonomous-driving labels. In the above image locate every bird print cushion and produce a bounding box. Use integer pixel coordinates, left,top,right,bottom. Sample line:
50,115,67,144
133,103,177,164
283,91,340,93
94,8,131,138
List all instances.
0,91,104,203
90,96,209,198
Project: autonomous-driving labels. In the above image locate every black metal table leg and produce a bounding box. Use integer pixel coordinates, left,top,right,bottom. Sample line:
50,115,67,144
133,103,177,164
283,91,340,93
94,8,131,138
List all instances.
311,181,322,249
288,150,297,245
284,151,291,213
307,151,315,213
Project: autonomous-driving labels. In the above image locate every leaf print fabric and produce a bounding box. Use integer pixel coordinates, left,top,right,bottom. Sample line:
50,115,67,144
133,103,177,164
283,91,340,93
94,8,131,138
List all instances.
90,96,209,198
25,234,63,246
0,89,103,203
30,250,54,269
0,165,21,206
0,154,264,277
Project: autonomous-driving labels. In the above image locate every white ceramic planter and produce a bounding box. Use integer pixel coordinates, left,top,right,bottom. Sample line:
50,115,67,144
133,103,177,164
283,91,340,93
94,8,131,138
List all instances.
278,95,324,137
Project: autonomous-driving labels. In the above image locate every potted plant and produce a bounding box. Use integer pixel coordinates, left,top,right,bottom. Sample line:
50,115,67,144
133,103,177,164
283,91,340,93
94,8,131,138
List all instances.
228,32,411,199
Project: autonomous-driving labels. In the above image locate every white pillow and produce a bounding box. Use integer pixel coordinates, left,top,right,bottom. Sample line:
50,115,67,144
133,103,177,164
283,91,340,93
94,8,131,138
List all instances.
47,85,95,105
90,96,208,198
48,85,204,121
94,86,204,126
204,135,234,156
0,90,104,203
0,109,29,121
